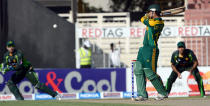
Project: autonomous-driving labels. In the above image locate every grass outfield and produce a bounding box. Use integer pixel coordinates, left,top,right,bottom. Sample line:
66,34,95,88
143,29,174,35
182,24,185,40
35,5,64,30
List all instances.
0,96,209,106
0,100,152,106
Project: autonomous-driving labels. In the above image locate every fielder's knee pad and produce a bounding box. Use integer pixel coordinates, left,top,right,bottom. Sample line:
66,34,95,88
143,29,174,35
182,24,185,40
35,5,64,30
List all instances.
134,61,144,75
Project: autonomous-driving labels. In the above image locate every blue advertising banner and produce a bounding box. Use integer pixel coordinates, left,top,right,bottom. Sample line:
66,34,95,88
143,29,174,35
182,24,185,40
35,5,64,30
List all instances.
79,93,101,99
35,94,55,100
123,92,137,98
0,68,126,94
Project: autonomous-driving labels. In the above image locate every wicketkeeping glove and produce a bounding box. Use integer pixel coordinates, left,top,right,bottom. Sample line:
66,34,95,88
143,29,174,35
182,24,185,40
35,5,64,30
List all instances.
8,66,15,71
0,63,11,74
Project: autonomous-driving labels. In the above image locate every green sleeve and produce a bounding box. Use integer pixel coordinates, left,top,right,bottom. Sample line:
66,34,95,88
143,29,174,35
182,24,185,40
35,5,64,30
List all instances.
171,52,176,65
13,51,24,70
22,58,31,68
2,53,10,72
189,51,197,62
19,51,31,68
141,16,151,27
2,53,9,66
143,19,151,27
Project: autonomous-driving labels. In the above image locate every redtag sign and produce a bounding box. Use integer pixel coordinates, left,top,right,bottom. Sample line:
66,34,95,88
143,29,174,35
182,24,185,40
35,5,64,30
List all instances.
77,26,210,38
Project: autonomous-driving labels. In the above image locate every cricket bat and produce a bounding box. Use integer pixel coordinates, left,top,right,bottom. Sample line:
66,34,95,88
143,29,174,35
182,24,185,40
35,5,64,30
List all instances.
161,6,185,16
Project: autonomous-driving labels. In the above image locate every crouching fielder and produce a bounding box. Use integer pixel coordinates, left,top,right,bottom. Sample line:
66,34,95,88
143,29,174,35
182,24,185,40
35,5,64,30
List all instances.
0,41,60,100
165,41,205,97
133,4,168,101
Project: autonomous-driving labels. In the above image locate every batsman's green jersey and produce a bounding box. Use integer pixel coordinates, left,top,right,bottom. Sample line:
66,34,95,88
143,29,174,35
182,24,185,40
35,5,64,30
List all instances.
141,16,164,48
134,16,167,98
137,16,164,72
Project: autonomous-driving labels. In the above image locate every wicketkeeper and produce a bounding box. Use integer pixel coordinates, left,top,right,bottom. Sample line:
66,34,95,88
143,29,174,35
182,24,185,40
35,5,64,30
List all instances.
165,41,205,97
134,4,168,101
0,41,60,100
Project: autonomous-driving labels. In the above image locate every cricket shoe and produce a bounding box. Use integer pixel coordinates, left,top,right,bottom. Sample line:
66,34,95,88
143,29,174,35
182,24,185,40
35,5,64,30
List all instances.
135,96,148,101
155,94,167,101
55,92,62,100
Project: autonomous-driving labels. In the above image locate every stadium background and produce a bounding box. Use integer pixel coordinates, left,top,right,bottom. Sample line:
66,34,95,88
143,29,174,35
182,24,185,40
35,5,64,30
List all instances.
1,0,210,101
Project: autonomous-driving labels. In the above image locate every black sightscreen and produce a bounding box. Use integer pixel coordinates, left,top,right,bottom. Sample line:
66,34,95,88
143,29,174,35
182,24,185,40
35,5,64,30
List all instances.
6,0,75,68
0,0,8,63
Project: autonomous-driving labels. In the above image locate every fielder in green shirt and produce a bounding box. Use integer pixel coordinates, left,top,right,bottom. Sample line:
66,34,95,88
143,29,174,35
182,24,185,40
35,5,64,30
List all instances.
134,4,168,101
165,41,205,97
0,41,61,100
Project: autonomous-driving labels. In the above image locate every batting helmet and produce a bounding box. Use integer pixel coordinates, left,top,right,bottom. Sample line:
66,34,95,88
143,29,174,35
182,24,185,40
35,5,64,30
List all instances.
148,4,161,12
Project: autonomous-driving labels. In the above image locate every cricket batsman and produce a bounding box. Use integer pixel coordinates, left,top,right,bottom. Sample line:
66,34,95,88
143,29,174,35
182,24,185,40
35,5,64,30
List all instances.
165,41,205,97
0,41,61,100
134,4,168,101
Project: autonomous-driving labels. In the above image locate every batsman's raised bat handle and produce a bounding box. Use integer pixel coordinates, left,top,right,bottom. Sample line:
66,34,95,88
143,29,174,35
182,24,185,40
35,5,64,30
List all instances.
161,12,171,16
